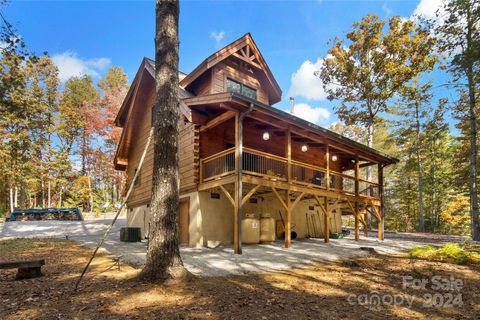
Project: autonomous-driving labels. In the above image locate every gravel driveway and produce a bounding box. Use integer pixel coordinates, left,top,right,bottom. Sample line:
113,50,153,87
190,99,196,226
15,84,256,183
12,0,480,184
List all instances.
0,219,466,277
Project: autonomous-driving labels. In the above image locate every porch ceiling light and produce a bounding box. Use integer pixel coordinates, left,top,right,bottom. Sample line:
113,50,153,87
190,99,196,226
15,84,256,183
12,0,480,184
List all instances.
262,131,270,141
301,144,308,152
332,155,338,162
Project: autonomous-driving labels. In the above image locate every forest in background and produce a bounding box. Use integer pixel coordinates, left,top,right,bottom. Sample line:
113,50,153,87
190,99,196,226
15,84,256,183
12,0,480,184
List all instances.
0,9,128,215
0,1,479,238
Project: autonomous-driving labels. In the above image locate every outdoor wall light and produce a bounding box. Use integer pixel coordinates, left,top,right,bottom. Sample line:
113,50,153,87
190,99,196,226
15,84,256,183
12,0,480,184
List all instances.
332,155,338,162
301,144,308,152
262,131,270,141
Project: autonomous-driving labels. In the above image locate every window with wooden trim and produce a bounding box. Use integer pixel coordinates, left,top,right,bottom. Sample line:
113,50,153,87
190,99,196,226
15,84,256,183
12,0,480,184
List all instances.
226,78,257,100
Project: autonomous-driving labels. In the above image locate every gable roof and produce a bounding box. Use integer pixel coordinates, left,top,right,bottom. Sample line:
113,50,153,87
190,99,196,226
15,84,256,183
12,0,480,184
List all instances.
180,33,282,104
115,58,192,128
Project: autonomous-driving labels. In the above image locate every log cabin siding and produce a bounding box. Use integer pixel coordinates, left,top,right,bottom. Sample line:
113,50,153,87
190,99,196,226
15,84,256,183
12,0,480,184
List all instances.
179,120,200,193
187,71,212,96
126,98,154,208
212,60,269,105
126,98,199,208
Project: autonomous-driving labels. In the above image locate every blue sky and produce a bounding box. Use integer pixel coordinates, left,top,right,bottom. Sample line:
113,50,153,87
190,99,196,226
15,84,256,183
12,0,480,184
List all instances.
2,0,453,129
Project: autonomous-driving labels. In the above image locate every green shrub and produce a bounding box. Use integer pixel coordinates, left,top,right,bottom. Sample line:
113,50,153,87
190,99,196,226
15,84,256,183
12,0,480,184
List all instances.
409,243,480,265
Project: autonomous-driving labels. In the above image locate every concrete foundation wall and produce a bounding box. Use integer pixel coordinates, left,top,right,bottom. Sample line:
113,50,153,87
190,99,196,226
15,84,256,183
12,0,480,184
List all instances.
127,204,150,238
127,190,344,247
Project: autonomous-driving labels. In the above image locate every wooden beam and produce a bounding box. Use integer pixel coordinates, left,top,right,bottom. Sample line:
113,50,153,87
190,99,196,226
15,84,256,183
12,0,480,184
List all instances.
354,201,360,241
359,161,376,168
290,192,305,211
324,197,329,243
377,205,383,241
199,110,236,132
285,189,291,248
286,129,291,182
247,110,387,164
369,204,380,220
242,175,364,205
234,112,241,254
346,199,355,215
271,187,288,210
219,185,234,206
198,175,236,191
232,52,262,70
241,184,260,206
354,154,359,196
378,163,385,241
359,205,368,237
326,144,330,191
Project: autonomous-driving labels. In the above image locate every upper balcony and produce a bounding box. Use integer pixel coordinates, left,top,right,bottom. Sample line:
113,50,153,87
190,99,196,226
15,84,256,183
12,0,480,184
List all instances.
196,107,382,202
199,146,380,200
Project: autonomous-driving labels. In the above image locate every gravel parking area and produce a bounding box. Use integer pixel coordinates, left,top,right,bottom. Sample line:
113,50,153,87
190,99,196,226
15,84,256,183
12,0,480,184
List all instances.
0,219,466,276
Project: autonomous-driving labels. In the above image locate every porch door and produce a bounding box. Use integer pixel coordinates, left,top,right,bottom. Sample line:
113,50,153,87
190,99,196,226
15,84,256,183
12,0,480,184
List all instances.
179,198,190,245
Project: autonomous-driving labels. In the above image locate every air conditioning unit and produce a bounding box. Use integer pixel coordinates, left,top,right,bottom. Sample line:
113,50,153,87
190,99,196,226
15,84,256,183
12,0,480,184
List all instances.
120,227,142,242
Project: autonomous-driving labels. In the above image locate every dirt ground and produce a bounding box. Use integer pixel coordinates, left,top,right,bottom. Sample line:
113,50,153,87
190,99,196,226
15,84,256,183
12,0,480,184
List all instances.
0,239,479,320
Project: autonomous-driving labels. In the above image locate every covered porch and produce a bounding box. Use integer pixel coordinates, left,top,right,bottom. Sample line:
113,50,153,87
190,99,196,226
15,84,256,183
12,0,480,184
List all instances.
184,93,393,254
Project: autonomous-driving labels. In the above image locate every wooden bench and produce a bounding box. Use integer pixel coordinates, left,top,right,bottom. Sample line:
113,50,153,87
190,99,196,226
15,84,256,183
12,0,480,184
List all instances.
0,259,45,280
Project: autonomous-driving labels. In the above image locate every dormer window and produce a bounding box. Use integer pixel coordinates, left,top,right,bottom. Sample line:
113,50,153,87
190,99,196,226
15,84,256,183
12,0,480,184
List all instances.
226,78,257,100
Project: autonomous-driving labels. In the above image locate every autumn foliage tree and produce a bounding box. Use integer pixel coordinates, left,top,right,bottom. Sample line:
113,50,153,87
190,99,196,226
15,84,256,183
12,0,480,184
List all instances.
318,15,438,152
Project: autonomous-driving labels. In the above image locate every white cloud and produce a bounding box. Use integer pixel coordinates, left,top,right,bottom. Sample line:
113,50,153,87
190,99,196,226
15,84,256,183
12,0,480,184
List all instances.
412,0,446,20
210,31,225,46
382,3,392,17
288,58,328,101
292,103,330,124
52,51,111,82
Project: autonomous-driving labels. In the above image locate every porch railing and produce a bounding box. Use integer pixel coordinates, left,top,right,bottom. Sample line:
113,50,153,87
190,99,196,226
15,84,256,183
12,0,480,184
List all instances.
200,147,235,182
291,160,326,188
243,148,288,180
359,179,379,198
199,147,379,199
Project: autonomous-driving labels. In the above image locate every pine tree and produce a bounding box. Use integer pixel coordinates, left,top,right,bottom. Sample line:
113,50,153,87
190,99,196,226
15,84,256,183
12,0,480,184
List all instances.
141,0,187,281
435,0,480,240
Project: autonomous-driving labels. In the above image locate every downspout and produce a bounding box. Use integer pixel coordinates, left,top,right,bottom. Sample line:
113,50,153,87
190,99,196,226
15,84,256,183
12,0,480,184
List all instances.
236,103,254,254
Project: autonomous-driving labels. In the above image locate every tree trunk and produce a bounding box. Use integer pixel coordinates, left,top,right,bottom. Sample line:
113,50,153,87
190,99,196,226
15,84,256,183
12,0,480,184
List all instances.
415,104,425,232
431,138,437,232
366,121,374,230
465,3,479,241
14,187,18,208
58,186,63,208
88,175,94,217
41,177,45,208
47,178,51,208
467,71,479,241
9,187,14,213
140,0,187,281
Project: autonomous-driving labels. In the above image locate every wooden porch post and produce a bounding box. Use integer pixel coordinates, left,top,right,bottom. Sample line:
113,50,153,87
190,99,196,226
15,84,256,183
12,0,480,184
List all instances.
325,144,330,191
234,112,242,254
324,197,329,243
286,129,291,182
354,154,360,241
285,190,291,248
354,202,360,241
378,164,384,241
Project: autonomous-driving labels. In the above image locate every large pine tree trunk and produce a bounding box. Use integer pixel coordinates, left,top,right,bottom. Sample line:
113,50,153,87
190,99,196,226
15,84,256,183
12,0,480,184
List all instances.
140,0,187,281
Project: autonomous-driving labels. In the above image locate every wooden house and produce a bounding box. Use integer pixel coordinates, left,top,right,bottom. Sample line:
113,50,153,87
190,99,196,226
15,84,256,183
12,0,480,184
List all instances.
114,33,397,253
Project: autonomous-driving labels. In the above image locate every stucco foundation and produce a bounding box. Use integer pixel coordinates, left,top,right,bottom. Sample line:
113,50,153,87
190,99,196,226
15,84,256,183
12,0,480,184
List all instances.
127,190,344,247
